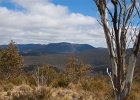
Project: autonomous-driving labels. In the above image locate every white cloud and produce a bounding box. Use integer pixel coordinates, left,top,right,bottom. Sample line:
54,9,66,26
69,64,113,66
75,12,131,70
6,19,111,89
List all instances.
0,0,105,47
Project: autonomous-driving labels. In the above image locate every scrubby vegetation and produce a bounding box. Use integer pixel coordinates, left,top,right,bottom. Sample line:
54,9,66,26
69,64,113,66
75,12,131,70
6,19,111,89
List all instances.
0,41,140,100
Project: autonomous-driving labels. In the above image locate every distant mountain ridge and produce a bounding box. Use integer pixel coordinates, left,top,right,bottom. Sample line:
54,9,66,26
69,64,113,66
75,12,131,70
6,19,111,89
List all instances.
1,42,97,55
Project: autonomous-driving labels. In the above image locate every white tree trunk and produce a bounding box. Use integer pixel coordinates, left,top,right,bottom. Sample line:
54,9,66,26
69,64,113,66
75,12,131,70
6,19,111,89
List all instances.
101,2,117,78
94,0,140,100
124,54,136,97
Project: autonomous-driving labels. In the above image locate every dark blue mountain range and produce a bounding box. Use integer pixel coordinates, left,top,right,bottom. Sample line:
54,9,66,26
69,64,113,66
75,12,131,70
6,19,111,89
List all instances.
1,42,97,55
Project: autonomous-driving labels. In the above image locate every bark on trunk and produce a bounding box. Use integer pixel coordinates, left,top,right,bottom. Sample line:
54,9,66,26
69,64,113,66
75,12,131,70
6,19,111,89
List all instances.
115,93,126,100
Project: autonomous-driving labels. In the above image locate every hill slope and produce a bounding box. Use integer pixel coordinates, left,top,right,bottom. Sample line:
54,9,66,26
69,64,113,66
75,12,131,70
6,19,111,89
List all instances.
1,42,96,55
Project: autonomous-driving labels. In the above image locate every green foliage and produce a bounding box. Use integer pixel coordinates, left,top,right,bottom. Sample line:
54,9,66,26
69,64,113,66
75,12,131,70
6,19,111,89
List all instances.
0,40,23,80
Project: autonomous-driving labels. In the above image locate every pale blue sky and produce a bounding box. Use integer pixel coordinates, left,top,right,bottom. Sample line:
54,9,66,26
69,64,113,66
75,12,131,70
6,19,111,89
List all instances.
0,0,97,16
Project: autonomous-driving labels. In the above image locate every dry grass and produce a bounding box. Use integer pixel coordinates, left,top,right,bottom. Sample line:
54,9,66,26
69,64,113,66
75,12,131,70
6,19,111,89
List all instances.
0,84,94,100
128,81,140,100
0,66,139,100
0,79,139,100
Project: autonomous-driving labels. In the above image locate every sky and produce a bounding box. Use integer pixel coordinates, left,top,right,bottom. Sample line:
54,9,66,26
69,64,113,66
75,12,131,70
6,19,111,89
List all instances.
0,0,106,47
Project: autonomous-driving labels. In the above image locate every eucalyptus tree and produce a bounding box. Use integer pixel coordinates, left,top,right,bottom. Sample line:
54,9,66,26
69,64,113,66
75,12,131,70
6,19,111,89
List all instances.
93,0,140,99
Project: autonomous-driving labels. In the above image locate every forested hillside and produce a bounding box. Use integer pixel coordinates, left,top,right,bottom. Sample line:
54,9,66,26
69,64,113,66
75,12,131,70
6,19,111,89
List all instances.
1,43,139,73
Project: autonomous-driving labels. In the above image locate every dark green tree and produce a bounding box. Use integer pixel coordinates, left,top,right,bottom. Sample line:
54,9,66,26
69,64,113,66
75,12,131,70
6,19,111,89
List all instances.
0,40,23,80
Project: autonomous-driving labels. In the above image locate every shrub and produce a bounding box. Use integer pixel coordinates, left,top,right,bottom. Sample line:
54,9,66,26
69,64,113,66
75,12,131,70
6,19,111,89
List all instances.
8,77,23,86
12,84,33,100
10,85,52,100
33,87,51,99
12,92,34,100
3,83,14,92
65,55,92,83
79,75,113,99
80,78,108,92
26,75,37,86
51,74,69,88
33,64,58,86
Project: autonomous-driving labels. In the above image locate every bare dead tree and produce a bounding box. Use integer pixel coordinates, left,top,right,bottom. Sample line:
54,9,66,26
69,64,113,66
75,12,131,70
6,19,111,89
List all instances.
93,0,140,100
33,66,40,86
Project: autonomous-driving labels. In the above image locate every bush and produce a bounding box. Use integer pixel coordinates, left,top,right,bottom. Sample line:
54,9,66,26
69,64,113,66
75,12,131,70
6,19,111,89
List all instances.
26,76,37,86
33,87,51,99
8,77,23,86
32,64,58,86
80,78,107,92
79,75,113,99
3,83,14,92
51,74,69,88
12,86,51,100
65,55,92,83
12,92,34,100
12,84,33,100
